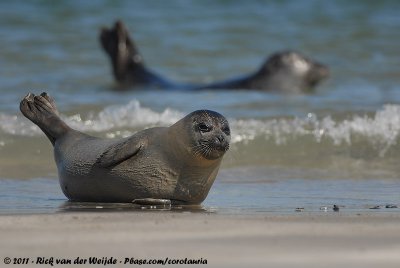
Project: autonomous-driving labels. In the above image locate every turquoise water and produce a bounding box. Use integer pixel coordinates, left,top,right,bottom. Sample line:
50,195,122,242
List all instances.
1,1,400,214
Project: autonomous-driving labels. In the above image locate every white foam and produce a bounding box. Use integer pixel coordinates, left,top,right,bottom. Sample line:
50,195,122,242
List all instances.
0,100,184,138
0,114,41,136
64,100,183,133
2,101,400,156
231,104,400,156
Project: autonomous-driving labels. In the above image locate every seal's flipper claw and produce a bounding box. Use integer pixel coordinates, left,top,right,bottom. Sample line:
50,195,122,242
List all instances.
25,93,35,101
40,92,58,115
20,93,36,120
34,93,59,116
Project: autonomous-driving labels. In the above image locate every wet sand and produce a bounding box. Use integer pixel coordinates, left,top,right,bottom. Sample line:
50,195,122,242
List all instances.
1,212,400,268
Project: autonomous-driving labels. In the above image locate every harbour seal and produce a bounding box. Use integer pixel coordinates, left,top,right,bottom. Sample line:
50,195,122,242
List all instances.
20,92,230,204
100,20,329,93
198,51,329,93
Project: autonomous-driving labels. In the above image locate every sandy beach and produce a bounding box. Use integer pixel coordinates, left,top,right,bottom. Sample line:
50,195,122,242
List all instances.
1,212,400,268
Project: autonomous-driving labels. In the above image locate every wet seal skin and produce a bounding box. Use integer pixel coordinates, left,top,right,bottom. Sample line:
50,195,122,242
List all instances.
20,92,230,204
100,20,329,93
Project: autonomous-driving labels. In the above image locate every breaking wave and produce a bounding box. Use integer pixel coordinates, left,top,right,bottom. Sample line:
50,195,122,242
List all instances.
0,100,184,138
232,105,400,156
1,100,400,156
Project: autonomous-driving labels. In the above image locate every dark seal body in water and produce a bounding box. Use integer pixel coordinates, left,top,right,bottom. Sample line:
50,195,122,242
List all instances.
100,21,329,93
20,92,230,204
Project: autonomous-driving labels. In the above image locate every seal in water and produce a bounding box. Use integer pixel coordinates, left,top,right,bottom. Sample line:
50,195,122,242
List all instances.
20,92,230,204
100,20,329,93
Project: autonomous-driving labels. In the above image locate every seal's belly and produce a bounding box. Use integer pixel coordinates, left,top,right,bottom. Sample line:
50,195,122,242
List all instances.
58,155,179,202
55,135,179,202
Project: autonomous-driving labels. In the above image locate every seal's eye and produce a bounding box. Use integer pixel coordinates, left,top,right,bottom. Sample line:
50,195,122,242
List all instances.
198,122,212,132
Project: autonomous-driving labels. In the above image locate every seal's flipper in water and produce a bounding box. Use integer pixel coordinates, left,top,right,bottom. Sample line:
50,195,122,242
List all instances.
100,20,144,84
95,138,143,168
20,92,70,145
100,21,175,88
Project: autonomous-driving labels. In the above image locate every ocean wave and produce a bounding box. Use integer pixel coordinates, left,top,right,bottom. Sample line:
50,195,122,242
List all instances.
1,101,400,156
0,100,184,138
232,105,400,156
64,100,184,137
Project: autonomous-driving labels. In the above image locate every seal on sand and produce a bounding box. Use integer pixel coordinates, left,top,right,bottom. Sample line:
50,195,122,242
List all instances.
100,20,329,93
20,92,230,204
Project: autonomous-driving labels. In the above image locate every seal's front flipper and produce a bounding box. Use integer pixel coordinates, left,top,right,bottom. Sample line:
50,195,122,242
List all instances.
132,198,172,207
96,138,143,168
20,92,70,145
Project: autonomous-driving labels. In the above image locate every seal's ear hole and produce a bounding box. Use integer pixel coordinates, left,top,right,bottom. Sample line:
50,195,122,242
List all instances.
198,122,212,133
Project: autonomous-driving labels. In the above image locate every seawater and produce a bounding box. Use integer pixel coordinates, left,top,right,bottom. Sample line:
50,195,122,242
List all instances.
1,1,400,214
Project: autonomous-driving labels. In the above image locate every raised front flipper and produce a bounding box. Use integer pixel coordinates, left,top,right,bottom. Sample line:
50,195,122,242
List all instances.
95,137,143,168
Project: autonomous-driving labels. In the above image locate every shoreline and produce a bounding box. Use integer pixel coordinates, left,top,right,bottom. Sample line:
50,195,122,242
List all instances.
1,212,400,267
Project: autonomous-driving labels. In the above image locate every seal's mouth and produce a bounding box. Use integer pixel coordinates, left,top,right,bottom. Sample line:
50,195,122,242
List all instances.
193,137,229,160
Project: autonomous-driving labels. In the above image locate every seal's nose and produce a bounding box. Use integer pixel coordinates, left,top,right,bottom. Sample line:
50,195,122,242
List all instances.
315,63,330,79
214,134,229,151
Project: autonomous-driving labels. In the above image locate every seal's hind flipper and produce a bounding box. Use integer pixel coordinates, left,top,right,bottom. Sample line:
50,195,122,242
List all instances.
99,20,144,83
20,92,69,145
96,138,143,168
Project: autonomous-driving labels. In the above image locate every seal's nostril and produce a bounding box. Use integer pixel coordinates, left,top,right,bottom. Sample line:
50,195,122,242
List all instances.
216,135,224,144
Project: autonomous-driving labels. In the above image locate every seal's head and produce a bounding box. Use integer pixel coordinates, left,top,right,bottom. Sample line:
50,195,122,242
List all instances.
172,110,230,161
258,51,329,92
